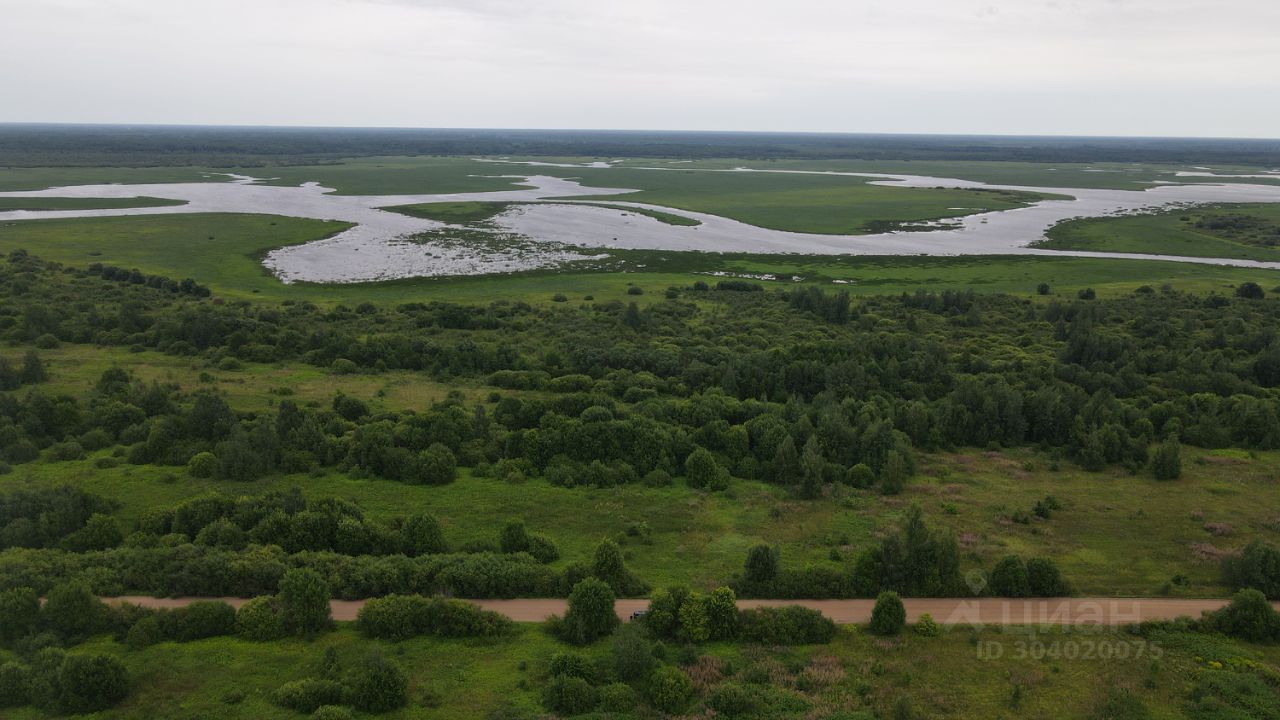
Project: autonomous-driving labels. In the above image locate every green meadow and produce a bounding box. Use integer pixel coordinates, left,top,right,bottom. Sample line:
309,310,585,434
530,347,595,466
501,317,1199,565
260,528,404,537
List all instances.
1041,204,1280,263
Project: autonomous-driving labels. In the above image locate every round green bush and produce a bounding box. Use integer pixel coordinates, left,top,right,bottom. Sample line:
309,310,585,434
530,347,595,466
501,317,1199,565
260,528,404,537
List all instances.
598,682,638,713
187,451,218,478
57,653,130,713
235,596,285,640
331,358,358,375
541,674,598,715
125,615,164,650
271,678,347,713
708,682,755,716
869,591,906,636
348,652,408,713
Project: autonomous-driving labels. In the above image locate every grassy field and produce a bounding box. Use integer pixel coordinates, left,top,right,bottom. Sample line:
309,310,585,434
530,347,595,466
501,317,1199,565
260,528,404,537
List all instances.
1,620,1275,719
0,197,188,211
1040,204,1280,263
3,213,1279,308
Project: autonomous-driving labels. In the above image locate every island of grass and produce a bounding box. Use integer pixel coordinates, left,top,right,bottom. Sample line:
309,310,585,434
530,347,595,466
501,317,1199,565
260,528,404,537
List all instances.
532,165,1065,234
1038,203,1280,263
0,196,188,211
383,200,701,227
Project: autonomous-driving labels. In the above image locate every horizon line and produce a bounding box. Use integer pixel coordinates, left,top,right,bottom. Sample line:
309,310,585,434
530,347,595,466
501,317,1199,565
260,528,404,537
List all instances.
3,121,1279,144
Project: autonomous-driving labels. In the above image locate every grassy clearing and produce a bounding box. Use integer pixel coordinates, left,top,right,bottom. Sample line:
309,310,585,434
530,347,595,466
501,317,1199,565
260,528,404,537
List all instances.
3,621,1276,719
0,196,187,211
0,167,225,192
1041,204,1280,263
0,213,351,300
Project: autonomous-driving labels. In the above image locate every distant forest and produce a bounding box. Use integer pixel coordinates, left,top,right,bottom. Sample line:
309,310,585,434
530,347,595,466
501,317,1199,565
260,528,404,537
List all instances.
3,123,1280,167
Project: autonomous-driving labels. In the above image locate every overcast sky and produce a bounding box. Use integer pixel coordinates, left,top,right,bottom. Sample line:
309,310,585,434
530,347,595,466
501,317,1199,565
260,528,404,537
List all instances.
2,0,1277,137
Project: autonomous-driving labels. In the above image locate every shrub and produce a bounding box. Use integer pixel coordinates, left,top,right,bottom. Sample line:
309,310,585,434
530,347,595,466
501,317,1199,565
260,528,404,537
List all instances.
599,682,638,712
312,706,356,720
401,513,448,556
560,577,619,645
272,678,348,713
1222,541,1280,599
278,568,332,636
549,652,594,682
648,666,693,714
709,682,755,716
188,451,218,478
1150,435,1182,480
0,662,30,707
739,605,836,644
1027,558,1070,596
1205,588,1280,642
357,595,512,640
542,674,598,715
236,596,286,640
166,601,237,642
990,556,1031,598
331,358,358,375
27,647,65,712
0,586,40,642
915,613,941,637
626,286,644,295
412,443,457,485
42,582,105,642
57,653,130,713
348,652,408,713
60,513,123,552
125,615,165,649
869,591,906,636
611,623,657,681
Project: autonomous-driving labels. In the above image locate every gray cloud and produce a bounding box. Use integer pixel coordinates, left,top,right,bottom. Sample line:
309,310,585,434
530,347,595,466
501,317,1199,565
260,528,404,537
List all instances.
0,0,1275,137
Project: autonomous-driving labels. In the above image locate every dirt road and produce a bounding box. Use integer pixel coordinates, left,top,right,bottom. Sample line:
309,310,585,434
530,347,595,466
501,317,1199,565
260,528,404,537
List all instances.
102,596,1273,625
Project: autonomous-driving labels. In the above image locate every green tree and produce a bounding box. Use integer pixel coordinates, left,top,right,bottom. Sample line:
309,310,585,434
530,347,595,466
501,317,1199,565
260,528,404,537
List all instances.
869,591,906,636
610,623,656,681
706,586,740,640
402,513,448,556
1150,434,1182,481
678,592,710,643
412,443,457,485
562,577,619,645
800,435,824,499
771,435,800,485
499,520,531,554
685,447,725,490
277,568,331,636
743,544,779,588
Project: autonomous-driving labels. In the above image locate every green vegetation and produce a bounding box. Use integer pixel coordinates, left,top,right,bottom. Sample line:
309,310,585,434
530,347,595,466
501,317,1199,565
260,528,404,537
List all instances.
4,142,1280,718
1041,204,1280,262
0,197,186,211
385,199,702,227
4,214,1280,310
541,166,1057,234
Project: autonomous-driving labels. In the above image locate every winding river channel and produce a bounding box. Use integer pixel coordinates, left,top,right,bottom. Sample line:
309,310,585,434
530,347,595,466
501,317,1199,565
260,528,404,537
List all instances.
2,162,1280,283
